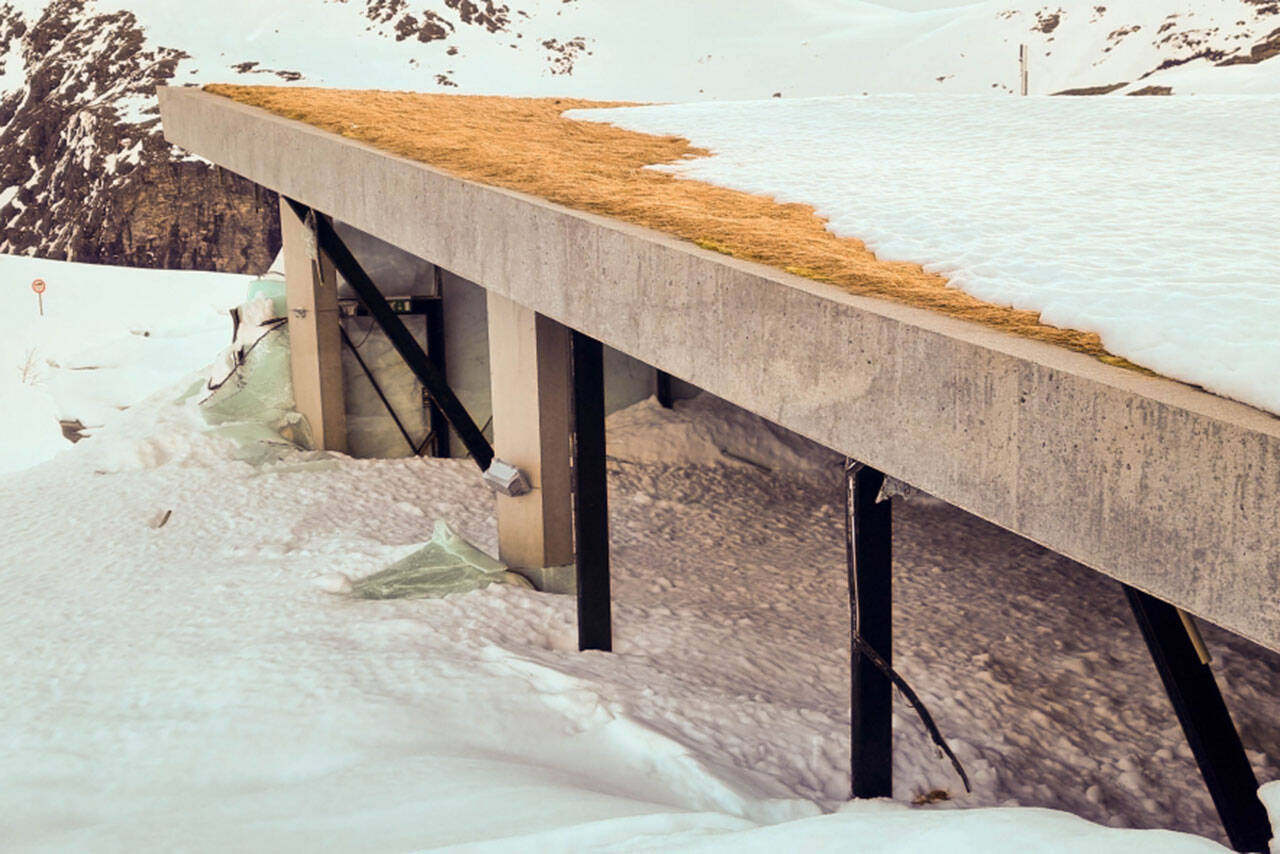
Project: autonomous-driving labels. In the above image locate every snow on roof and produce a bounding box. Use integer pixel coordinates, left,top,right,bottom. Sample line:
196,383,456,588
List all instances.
206,85,1118,363
208,86,1280,416
571,94,1280,416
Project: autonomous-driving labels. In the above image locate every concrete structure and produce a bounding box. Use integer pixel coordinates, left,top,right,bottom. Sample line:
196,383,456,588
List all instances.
159,87,1280,654
279,198,347,452
486,292,575,573
326,219,671,461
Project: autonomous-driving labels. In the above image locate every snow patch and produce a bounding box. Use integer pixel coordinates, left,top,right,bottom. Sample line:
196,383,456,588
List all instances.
572,94,1280,415
0,253,249,473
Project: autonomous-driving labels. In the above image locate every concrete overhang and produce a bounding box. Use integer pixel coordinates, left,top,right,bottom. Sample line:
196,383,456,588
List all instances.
159,86,1280,652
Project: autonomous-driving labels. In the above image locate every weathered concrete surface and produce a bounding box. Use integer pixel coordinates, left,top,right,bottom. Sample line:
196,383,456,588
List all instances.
319,216,661,460
279,197,347,452
487,292,575,572
160,88,1280,652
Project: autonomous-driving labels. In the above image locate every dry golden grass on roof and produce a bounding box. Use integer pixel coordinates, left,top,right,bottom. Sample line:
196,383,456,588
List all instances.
205,84,1133,366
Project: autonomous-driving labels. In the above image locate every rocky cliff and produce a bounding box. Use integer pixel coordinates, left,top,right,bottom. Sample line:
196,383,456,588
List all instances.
0,1,278,272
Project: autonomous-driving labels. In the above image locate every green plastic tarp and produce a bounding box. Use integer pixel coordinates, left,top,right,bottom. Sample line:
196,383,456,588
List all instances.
344,521,532,600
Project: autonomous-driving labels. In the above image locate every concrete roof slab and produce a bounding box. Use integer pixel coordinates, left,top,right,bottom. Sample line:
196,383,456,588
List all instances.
160,87,1280,651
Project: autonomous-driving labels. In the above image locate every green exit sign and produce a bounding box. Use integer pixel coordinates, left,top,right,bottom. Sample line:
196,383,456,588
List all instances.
387,297,413,313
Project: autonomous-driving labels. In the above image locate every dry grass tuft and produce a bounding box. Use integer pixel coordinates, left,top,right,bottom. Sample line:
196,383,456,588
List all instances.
206,84,1130,364
912,788,953,806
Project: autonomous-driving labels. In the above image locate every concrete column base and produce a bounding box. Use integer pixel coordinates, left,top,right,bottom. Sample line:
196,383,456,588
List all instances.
280,199,347,452
486,292,574,571
513,564,577,596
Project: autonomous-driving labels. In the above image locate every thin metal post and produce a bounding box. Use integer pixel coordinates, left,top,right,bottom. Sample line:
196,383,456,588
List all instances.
846,459,893,799
573,330,611,652
1125,585,1271,852
425,265,450,458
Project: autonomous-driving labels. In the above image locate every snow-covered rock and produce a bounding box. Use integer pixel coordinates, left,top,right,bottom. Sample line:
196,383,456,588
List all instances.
0,1,279,271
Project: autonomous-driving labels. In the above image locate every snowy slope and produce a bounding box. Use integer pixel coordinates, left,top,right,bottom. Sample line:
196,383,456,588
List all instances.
0,0,1278,271
841,0,1280,97
0,377,1267,850
5,0,1275,100
571,93,1280,416
0,253,249,473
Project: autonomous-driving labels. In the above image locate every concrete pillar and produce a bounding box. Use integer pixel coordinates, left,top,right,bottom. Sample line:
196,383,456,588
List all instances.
486,291,574,576
280,199,347,452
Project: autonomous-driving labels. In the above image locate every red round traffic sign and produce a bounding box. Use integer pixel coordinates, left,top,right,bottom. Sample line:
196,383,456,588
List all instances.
31,278,46,295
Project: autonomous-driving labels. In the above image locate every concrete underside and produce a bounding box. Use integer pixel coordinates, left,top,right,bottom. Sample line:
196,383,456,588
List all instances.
159,87,1280,653
326,225,667,460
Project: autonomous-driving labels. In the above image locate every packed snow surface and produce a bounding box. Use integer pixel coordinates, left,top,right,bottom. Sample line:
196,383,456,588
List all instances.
570,94,1280,415
4,379,1269,851
0,253,248,472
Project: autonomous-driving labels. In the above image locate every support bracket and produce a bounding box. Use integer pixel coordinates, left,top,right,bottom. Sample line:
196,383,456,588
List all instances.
287,199,493,471
846,459,893,799
1125,585,1272,852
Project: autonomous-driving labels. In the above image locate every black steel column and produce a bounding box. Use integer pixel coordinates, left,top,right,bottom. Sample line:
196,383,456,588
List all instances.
425,266,450,458
846,460,893,799
656,369,674,409
1125,585,1271,852
573,330,611,652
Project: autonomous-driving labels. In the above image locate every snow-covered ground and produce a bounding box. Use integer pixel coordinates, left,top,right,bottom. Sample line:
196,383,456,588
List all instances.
5,372,1276,851
570,94,1280,416
0,253,248,473
3,1,1279,843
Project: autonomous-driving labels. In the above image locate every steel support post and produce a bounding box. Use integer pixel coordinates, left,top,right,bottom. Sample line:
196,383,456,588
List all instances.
1125,585,1272,852
655,369,674,409
425,269,450,458
573,330,611,652
846,460,893,799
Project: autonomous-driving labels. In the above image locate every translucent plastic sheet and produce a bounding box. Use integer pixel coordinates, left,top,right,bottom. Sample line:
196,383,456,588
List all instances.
348,521,532,600
199,280,312,455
